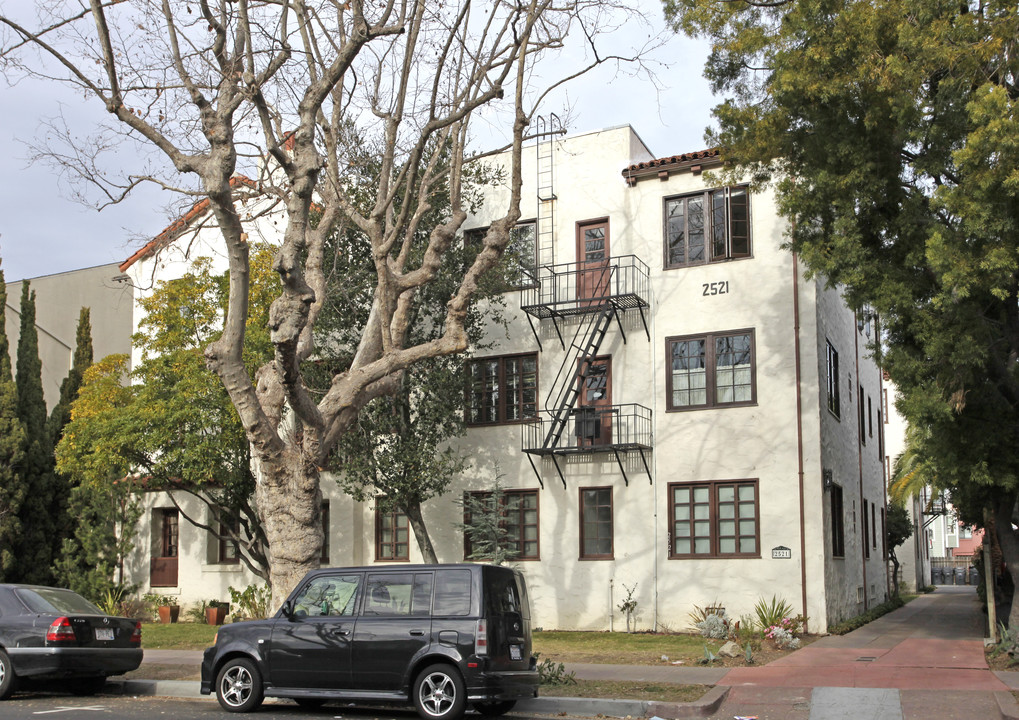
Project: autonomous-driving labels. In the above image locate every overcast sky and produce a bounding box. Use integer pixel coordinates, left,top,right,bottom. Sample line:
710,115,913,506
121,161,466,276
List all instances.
0,6,716,283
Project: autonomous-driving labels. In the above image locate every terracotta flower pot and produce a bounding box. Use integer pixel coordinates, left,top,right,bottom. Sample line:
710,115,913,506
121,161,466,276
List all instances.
158,605,180,624
205,606,228,625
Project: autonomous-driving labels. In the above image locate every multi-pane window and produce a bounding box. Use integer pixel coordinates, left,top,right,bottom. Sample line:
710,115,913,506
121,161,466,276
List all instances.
503,491,539,560
217,516,239,564
376,508,410,562
160,509,179,557
467,354,538,425
830,485,845,557
826,341,840,418
863,500,871,558
666,331,755,410
463,489,539,561
579,487,613,559
465,222,537,291
859,384,867,445
665,186,750,268
321,501,331,563
668,480,759,558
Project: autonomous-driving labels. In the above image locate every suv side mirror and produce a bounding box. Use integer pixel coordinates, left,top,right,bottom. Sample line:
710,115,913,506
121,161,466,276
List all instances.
281,600,295,620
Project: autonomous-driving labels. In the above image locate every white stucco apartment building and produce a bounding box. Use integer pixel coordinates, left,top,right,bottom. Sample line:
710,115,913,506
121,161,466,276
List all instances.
120,125,889,634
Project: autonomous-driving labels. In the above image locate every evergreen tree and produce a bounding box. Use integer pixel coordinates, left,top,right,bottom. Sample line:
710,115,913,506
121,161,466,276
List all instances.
53,356,141,600
48,308,94,573
0,267,27,582
14,282,56,584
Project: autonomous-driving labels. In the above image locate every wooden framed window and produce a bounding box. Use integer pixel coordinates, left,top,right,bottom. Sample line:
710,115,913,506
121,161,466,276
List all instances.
160,509,179,558
830,484,845,558
576,218,610,303
217,516,239,564
579,487,613,560
376,508,410,562
464,222,537,292
863,500,871,559
664,186,750,269
859,385,867,445
826,340,840,418
668,480,759,558
666,330,755,411
321,501,331,563
467,353,538,425
463,489,539,561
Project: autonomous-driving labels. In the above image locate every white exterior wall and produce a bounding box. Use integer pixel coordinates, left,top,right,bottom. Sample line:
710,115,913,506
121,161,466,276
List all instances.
121,126,886,633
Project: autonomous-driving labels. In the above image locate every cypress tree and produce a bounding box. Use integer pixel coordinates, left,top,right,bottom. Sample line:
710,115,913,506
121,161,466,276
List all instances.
48,307,93,568
0,268,27,582
14,282,56,585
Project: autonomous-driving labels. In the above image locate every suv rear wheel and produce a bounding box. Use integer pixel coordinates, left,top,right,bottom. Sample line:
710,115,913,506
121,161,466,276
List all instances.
413,664,466,720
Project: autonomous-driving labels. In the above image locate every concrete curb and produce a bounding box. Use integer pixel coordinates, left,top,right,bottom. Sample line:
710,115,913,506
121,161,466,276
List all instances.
107,680,726,718
107,679,204,699
996,690,1019,720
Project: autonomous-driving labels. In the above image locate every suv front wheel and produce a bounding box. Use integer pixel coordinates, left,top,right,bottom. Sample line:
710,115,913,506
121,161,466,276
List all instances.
413,664,466,720
216,657,264,713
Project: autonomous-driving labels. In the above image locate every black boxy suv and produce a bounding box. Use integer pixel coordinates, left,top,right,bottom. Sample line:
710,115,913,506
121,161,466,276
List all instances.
200,564,539,719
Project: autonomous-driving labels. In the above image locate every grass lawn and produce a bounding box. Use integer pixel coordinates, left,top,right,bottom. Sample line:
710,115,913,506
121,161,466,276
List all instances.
534,630,713,665
141,622,219,650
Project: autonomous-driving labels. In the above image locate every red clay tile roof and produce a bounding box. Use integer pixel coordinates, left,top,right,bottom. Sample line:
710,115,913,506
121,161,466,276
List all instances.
621,148,722,184
119,175,259,272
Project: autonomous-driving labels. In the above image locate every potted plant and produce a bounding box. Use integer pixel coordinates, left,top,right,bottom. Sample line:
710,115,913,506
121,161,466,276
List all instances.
205,600,230,625
154,595,180,624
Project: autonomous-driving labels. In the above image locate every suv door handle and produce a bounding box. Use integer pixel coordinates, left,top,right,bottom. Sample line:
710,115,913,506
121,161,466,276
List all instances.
329,628,350,637
409,629,425,636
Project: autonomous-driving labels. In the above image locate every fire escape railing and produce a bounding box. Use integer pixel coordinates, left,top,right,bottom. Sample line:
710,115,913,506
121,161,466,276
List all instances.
521,404,652,487
516,255,652,487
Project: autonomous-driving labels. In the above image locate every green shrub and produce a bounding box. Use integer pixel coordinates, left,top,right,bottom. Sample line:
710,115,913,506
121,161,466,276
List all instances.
753,595,795,631
229,583,272,620
535,653,576,686
828,597,904,635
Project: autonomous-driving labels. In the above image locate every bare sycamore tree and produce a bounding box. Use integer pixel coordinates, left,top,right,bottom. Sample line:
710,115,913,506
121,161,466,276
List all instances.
1,0,657,606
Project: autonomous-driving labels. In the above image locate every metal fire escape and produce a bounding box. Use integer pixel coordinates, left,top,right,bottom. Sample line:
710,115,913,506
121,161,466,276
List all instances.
519,117,653,488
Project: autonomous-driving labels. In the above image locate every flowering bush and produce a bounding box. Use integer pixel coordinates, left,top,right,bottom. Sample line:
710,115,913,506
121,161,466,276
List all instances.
696,612,730,639
765,616,804,649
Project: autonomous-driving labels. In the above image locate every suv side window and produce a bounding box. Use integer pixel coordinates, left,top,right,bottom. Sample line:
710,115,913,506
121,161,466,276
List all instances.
433,569,472,616
364,573,433,617
292,574,361,617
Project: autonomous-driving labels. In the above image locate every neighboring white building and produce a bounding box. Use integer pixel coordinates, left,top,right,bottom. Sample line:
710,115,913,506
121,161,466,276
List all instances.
120,125,890,633
882,382,932,592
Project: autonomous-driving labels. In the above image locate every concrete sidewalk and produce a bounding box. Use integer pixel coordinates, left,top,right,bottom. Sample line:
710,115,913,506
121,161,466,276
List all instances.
112,587,1019,719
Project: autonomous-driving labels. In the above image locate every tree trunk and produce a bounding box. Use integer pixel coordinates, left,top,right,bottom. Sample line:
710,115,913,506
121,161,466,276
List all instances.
405,500,437,564
993,492,1019,629
253,447,323,610
889,552,900,598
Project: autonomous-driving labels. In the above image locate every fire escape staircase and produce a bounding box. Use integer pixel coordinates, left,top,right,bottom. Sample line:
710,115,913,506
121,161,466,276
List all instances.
519,258,653,488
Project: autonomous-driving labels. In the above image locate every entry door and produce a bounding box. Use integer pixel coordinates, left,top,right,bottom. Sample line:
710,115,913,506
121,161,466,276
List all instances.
268,573,362,689
577,356,612,446
576,220,610,303
150,509,179,587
